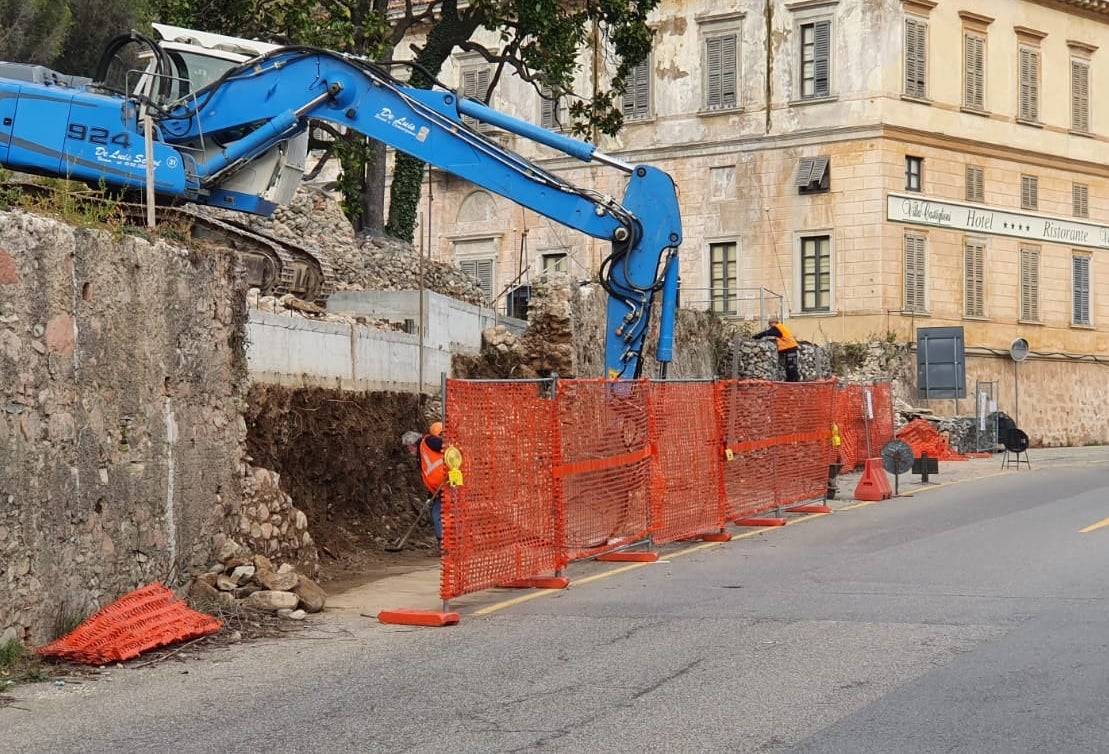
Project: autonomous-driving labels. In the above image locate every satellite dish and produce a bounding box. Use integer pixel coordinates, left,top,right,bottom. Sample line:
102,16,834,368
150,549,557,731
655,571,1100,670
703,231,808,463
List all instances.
1009,338,1030,362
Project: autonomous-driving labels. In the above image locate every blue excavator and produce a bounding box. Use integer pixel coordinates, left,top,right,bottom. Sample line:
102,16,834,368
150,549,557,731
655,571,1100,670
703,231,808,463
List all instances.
0,26,682,379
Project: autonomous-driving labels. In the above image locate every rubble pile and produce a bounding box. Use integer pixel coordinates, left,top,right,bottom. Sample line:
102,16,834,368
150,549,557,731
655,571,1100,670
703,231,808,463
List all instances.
247,288,403,330
452,325,536,379
235,466,320,578
216,188,484,303
518,273,575,377
936,417,982,454
189,546,327,621
719,338,832,382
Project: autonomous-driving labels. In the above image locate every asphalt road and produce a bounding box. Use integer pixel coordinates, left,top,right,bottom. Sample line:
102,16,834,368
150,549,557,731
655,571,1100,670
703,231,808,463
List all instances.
6,462,1109,753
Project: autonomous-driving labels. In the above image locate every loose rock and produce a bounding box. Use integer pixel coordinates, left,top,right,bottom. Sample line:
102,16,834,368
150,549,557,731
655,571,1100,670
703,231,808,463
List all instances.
243,590,298,611
293,575,327,613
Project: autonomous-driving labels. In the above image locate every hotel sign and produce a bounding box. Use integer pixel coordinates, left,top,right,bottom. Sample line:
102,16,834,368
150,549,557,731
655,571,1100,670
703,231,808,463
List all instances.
887,193,1109,251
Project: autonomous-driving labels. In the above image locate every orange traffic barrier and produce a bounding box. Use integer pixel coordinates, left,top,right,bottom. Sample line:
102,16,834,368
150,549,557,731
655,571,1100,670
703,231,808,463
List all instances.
378,609,460,627
854,458,893,501
37,584,220,664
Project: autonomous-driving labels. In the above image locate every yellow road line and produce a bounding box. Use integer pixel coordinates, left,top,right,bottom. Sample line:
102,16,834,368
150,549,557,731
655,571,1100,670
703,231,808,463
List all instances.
1080,516,1109,534
474,513,828,617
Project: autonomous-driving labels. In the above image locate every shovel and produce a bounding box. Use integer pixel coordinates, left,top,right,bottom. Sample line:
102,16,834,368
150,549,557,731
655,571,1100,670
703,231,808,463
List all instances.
385,496,433,553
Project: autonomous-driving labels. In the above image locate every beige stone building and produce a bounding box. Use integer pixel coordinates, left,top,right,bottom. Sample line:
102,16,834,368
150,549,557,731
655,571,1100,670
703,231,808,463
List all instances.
400,0,1109,444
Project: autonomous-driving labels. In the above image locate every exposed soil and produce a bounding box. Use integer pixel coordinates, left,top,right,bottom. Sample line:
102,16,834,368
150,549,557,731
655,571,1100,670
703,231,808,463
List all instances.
244,385,438,585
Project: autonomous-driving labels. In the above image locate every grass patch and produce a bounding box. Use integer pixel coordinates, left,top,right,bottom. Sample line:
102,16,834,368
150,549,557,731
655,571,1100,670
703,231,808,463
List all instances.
0,640,49,690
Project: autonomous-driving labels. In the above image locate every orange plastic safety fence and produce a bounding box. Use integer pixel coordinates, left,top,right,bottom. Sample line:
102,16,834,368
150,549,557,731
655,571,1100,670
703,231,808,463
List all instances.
441,380,563,601
647,381,726,544
555,380,653,561
834,382,895,472
718,380,835,517
896,418,968,461
769,380,837,506
36,584,221,665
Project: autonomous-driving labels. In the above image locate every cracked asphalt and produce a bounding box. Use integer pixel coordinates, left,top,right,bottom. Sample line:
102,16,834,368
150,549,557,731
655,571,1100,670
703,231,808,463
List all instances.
5,460,1109,753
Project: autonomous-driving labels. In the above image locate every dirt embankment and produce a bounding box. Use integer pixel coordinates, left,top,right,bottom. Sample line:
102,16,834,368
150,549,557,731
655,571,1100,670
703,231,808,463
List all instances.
243,385,435,585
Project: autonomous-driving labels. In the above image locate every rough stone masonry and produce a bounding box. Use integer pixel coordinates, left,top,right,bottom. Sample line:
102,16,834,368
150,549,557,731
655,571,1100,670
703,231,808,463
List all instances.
0,210,246,645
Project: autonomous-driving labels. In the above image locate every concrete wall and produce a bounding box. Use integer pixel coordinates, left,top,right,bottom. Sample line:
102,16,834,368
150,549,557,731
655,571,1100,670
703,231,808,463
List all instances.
0,211,245,644
326,289,525,351
246,311,452,394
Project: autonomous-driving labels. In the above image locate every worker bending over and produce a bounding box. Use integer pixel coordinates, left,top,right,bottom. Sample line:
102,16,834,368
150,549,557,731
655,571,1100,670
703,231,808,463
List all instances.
754,317,801,382
402,422,446,555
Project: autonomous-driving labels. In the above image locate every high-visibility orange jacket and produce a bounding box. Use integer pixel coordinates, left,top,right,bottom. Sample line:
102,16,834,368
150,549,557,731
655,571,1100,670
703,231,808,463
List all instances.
773,323,799,352
419,435,446,493
755,323,799,352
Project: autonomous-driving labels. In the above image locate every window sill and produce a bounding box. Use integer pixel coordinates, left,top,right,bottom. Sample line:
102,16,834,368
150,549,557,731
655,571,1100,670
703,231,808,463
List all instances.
962,314,989,321
1070,321,1095,329
623,115,656,126
792,310,837,317
901,309,931,317
698,106,743,116
1017,319,1044,326
960,106,991,117
1016,118,1043,129
790,95,838,107
1069,129,1094,139
900,94,932,105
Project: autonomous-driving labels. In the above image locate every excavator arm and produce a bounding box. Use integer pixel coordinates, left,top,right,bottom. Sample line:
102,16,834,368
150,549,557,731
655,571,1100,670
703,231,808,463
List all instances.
0,44,682,378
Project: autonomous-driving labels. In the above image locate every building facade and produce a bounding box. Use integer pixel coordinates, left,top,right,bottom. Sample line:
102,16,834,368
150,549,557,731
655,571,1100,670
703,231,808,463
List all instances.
400,0,1109,441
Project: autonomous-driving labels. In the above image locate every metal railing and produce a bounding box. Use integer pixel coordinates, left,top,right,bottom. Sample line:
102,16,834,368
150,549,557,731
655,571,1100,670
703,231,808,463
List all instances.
677,287,785,326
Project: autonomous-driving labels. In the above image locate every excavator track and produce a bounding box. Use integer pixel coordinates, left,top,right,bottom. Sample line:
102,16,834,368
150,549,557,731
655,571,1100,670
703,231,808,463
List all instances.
0,180,336,305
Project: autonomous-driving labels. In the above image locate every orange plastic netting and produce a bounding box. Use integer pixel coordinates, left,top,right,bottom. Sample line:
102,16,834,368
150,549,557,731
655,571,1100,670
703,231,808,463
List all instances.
441,380,563,601
555,380,653,561
647,381,726,544
36,584,221,665
718,380,835,517
834,382,894,472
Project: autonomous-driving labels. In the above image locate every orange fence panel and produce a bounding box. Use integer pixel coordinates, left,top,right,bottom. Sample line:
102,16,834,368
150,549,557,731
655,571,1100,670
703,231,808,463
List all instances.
770,381,836,506
555,380,653,561
441,380,563,601
648,381,726,544
718,380,835,517
717,380,777,519
834,382,894,472
37,584,221,665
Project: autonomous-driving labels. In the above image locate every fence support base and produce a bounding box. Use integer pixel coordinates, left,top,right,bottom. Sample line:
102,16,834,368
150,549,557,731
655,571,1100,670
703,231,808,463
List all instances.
597,551,660,563
378,609,460,627
496,577,571,590
698,532,733,542
789,503,832,514
734,517,787,527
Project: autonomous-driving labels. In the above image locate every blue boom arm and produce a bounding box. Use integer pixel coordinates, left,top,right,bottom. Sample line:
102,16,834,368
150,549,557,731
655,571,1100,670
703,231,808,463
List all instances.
0,47,683,378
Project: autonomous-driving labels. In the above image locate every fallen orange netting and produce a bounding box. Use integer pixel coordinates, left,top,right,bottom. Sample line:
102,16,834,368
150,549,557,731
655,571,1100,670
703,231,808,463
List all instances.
896,418,968,461
37,584,221,665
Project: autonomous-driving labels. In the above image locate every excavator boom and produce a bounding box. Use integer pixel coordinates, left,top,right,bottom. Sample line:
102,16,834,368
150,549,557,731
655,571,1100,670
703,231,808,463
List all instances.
0,39,683,378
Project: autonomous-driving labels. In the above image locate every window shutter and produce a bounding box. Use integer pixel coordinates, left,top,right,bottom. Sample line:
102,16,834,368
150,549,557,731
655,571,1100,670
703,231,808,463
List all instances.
813,21,831,97
541,92,557,129
1073,256,1091,325
706,36,723,108
905,18,927,97
964,34,985,109
1072,60,1090,132
1073,183,1089,218
623,62,651,119
904,234,926,312
1020,247,1040,321
460,259,495,300
964,241,985,317
1021,175,1038,210
966,166,984,202
719,34,737,107
1019,48,1038,120
461,68,492,126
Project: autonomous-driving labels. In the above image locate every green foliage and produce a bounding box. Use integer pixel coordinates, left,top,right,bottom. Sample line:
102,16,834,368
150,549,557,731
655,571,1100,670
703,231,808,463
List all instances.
0,640,48,688
0,0,74,65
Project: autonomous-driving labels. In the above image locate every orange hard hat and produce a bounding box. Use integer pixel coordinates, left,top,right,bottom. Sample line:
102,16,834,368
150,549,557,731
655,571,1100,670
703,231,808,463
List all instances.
429,421,443,437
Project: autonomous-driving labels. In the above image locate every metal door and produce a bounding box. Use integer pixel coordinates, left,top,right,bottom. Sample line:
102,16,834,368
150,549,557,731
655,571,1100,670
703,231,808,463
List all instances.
917,326,966,399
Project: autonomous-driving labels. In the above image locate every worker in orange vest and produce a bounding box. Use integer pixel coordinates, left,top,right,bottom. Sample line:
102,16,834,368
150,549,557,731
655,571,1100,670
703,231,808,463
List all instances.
402,422,446,554
754,317,801,382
